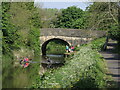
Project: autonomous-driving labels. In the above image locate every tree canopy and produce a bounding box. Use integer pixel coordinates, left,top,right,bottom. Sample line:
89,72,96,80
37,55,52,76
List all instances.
53,6,87,29
50,3,119,42
2,2,41,55
86,2,119,41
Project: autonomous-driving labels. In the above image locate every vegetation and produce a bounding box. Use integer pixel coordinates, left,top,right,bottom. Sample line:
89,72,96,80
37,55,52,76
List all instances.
89,38,106,51
38,2,119,43
53,6,87,29
39,2,119,52
2,2,19,55
46,39,67,54
48,2,120,54
2,2,41,55
32,38,115,88
2,1,120,88
2,2,41,88
86,3,120,57
49,2,119,42
87,2,120,45
39,8,61,28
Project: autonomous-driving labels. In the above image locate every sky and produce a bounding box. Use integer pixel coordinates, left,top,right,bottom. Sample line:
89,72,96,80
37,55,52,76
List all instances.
34,0,92,11
43,2,91,10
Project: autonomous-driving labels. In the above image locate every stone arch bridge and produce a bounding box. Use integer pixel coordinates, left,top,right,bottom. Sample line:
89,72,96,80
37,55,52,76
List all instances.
40,28,106,55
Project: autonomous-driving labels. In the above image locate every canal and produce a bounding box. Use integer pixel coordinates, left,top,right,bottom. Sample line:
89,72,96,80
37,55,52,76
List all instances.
41,54,65,69
2,54,65,88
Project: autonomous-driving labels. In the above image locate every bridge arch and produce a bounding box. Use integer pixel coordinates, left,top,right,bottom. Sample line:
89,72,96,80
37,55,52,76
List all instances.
41,38,71,55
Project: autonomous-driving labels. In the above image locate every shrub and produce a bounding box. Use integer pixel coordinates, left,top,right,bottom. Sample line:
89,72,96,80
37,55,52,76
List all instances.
32,44,108,88
88,37,106,51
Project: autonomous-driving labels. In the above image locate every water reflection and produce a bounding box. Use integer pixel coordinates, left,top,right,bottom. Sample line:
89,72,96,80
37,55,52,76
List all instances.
41,54,65,69
2,56,40,88
3,54,65,88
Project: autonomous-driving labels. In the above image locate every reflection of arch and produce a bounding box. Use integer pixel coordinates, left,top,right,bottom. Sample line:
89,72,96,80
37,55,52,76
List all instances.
41,38,70,55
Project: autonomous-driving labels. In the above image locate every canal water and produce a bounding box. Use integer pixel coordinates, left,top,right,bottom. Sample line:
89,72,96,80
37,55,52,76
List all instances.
41,54,65,69
2,56,40,88
2,54,65,88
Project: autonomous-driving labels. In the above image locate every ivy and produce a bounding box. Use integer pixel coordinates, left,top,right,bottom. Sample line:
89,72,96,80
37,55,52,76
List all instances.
2,2,20,54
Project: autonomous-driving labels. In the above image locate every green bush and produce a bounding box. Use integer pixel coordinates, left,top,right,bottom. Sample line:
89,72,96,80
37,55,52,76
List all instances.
27,27,40,56
74,38,106,52
32,43,108,88
88,37,106,51
2,3,41,88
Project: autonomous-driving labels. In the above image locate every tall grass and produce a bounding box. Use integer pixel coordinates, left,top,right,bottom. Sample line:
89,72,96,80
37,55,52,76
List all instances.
32,38,111,88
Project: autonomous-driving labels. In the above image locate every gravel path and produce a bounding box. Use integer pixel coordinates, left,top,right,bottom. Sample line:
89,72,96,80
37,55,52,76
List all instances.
100,40,120,87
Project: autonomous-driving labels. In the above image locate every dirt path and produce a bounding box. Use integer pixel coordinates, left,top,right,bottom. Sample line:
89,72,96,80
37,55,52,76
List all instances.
100,39,120,87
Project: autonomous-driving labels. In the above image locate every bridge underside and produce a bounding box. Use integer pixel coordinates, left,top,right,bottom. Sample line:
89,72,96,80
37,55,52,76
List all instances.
41,38,70,55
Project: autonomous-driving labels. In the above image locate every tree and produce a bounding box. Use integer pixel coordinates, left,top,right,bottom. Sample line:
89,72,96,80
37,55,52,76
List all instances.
86,2,118,29
40,8,60,28
2,2,41,55
2,2,20,54
54,6,87,29
86,2,119,43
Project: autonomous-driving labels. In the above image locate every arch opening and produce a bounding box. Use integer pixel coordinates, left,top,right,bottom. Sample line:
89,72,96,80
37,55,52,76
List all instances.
41,38,70,55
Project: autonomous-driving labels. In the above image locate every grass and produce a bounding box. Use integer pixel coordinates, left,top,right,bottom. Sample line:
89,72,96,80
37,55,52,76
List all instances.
33,46,107,88
32,37,115,88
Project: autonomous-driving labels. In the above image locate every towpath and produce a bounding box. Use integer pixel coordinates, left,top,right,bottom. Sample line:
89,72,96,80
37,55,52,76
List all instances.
100,39,120,87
